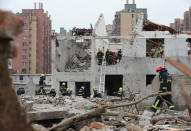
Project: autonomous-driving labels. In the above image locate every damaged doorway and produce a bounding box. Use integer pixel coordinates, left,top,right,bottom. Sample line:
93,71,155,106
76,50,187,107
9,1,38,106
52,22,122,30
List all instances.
75,82,91,97
105,75,123,96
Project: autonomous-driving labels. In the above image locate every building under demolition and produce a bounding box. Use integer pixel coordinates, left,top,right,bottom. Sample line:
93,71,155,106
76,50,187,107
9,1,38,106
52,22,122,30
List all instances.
52,14,191,109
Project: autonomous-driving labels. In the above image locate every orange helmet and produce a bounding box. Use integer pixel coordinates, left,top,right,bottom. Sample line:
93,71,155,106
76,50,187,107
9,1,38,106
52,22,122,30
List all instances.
156,65,165,72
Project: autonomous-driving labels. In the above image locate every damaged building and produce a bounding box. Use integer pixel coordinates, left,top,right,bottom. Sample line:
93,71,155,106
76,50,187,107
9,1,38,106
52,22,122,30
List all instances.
52,13,191,110
2,2,191,130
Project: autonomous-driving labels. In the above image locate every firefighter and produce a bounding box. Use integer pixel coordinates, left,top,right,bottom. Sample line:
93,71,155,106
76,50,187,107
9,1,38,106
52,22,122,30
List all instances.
93,88,102,98
105,49,110,65
117,87,124,97
67,88,73,96
60,82,68,96
151,65,174,112
39,74,45,87
96,49,104,65
49,87,56,97
108,50,113,65
37,74,46,95
117,49,122,62
17,87,25,96
78,86,85,98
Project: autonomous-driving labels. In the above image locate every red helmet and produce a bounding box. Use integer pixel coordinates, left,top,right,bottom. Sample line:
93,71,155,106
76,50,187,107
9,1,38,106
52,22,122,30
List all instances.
156,65,165,72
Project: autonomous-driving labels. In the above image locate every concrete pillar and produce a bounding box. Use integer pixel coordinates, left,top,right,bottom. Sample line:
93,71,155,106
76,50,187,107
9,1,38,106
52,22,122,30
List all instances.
91,37,96,72
51,36,60,95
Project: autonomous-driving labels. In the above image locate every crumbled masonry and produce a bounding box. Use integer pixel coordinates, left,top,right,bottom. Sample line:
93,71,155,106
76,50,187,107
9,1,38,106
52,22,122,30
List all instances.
2,6,191,131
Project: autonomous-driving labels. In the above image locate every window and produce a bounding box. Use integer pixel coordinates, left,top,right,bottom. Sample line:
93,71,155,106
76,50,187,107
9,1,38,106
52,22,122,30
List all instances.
19,75,24,80
22,42,27,46
146,38,164,58
23,36,27,40
22,49,27,53
22,62,27,66
23,29,27,33
22,56,26,59
22,68,26,73
24,23,27,26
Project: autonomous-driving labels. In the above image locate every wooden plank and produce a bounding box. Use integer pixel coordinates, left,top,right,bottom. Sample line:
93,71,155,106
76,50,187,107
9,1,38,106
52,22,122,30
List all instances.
165,56,191,78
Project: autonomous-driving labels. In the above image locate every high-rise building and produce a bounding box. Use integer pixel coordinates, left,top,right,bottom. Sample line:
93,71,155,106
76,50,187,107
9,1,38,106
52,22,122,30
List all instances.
60,27,67,36
111,0,147,37
170,23,174,29
184,11,189,31
189,7,191,31
170,7,191,32
12,3,52,74
174,18,182,32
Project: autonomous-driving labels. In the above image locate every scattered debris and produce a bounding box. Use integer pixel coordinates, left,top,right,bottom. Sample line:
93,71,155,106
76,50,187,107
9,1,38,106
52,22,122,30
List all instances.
72,26,93,36
143,19,178,34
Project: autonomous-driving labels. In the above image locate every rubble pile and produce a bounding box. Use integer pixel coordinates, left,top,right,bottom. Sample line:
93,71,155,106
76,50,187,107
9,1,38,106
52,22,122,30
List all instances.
67,54,91,71
64,40,91,72
19,94,191,130
20,96,97,114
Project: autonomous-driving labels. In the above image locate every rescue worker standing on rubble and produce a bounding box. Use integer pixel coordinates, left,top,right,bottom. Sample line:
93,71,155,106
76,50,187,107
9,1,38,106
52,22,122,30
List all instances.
96,49,104,65
108,50,113,65
93,88,102,98
78,86,85,98
49,87,56,97
60,82,68,96
117,87,124,97
151,65,174,112
105,49,110,65
117,49,122,62
37,74,46,95
17,87,25,96
67,88,73,96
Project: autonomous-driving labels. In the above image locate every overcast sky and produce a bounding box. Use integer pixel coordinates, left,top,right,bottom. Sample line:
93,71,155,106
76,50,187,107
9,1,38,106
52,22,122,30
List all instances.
0,0,191,32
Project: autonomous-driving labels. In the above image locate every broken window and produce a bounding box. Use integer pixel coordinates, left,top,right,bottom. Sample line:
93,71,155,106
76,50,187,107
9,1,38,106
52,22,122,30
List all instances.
105,75,123,96
186,38,191,56
146,38,164,58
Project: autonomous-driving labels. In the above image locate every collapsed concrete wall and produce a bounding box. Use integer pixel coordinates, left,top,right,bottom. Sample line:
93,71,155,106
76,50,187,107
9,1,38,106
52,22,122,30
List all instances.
52,29,191,109
56,38,91,72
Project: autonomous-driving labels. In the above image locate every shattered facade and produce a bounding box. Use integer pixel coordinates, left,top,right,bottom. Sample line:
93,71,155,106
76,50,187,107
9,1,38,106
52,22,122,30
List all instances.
52,14,191,110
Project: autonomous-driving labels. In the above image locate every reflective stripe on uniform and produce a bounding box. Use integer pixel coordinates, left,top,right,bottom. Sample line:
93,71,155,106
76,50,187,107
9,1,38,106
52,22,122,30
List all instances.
162,87,167,90
169,105,174,109
152,99,160,109
152,105,158,109
167,80,172,83
160,80,163,84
